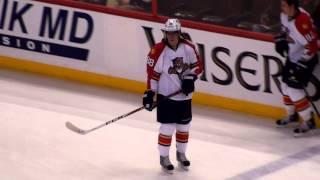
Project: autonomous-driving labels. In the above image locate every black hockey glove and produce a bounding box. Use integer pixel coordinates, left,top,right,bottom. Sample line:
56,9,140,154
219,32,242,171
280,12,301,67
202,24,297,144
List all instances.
143,90,155,111
274,34,289,57
282,59,310,88
293,59,317,85
182,74,197,96
282,57,307,89
293,61,307,79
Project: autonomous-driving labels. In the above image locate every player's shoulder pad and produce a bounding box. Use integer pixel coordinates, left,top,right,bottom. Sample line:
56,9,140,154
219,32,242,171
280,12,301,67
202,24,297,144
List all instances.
181,38,196,49
181,39,199,56
295,12,313,35
148,41,166,60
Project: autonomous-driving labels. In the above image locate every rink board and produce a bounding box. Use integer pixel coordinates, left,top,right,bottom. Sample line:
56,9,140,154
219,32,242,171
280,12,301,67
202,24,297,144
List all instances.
0,0,319,120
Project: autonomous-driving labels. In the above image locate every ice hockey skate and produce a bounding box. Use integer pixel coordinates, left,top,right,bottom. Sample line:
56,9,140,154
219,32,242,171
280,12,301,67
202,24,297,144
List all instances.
276,112,299,128
160,156,174,173
293,117,316,137
176,151,190,170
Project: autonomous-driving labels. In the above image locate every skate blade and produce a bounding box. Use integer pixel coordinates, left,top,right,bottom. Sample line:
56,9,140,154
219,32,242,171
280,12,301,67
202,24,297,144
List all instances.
178,163,189,171
293,132,305,137
276,123,299,128
161,167,174,174
293,129,316,138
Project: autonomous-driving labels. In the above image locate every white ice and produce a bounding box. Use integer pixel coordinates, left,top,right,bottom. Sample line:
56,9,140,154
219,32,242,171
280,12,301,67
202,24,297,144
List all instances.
0,69,320,180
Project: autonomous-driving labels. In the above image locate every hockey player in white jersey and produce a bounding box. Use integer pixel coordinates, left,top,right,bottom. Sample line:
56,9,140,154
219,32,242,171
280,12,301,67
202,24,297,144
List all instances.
142,18,203,172
275,0,318,136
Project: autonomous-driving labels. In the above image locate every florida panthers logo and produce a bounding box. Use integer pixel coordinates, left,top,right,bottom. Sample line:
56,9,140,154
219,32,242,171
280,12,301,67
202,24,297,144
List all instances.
168,57,189,79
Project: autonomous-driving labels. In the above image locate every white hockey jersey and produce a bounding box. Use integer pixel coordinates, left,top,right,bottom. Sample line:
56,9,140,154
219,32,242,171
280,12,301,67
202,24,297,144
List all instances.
280,8,318,63
146,39,203,101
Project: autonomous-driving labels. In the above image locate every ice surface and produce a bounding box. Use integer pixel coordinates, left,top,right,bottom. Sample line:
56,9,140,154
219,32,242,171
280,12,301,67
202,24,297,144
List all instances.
0,70,319,180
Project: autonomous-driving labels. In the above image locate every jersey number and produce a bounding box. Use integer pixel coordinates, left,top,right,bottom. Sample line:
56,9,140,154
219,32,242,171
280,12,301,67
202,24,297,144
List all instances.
305,32,315,42
147,57,155,67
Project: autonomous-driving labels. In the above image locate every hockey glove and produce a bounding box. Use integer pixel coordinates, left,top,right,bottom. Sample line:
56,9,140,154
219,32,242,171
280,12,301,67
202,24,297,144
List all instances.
274,34,289,57
292,61,307,82
143,90,155,111
293,58,317,86
182,74,197,96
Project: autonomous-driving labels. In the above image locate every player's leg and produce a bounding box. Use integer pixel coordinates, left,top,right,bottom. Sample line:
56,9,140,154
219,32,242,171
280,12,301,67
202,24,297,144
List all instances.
286,87,316,136
156,94,177,171
176,123,191,168
175,99,192,168
158,123,175,171
276,82,299,127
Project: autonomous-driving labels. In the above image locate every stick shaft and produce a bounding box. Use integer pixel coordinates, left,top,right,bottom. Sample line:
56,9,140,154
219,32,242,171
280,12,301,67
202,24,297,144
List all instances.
84,106,145,134
66,90,182,134
302,87,320,117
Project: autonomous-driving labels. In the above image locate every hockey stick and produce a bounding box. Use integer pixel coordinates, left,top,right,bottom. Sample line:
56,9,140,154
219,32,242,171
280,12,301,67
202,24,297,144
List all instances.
302,86,320,118
65,90,182,135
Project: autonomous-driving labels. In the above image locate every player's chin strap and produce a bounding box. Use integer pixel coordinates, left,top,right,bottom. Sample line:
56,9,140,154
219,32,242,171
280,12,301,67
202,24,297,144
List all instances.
65,90,182,135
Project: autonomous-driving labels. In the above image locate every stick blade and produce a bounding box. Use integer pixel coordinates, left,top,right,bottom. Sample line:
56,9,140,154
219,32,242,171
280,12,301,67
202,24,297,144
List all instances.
65,121,86,135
